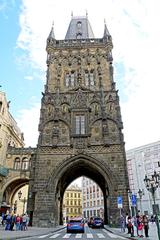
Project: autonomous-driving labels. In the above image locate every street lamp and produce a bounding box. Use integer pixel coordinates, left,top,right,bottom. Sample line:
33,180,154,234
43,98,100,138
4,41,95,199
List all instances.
144,171,160,240
127,190,132,216
18,190,26,214
137,189,144,213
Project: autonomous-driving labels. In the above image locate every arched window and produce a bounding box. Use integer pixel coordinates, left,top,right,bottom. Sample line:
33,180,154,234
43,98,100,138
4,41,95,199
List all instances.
14,158,20,170
85,70,95,86
76,33,82,39
65,73,69,87
65,72,75,87
21,157,29,170
75,115,85,134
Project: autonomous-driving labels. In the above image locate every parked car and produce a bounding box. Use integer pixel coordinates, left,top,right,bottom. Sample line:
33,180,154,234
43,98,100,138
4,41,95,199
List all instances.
91,217,104,228
67,217,84,233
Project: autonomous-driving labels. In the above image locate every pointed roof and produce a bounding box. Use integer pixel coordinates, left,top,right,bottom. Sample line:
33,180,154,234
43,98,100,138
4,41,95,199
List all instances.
48,22,55,40
103,20,110,38
65,16,94,40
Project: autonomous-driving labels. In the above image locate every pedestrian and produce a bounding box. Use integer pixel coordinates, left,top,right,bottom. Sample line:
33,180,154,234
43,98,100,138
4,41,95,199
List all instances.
5,213,11,231
16,214,21,230
22,213,27,231
125,213,129,233
143,215,149,238
120,215,125,232
26,213,30,230
127,216,132,235
1,212,5,226
137,216,144,237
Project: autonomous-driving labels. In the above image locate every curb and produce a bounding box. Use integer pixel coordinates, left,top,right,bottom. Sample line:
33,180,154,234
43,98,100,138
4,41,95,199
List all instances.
104,226,137,240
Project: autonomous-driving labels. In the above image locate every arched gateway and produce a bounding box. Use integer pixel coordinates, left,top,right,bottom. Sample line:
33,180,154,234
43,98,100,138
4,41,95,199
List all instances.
27,15,129,227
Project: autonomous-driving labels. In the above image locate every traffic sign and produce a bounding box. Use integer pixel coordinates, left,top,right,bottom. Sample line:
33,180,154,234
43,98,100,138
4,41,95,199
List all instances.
131,194,137,206
117,196,123,209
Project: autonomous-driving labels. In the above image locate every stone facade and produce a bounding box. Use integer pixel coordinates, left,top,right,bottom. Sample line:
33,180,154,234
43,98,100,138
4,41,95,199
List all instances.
28,16,129,227
0,91,24,166
0,147,35,213
0,91,26,210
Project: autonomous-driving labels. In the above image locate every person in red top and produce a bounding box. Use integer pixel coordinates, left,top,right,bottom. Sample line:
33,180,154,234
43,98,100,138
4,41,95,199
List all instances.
16,214,21,231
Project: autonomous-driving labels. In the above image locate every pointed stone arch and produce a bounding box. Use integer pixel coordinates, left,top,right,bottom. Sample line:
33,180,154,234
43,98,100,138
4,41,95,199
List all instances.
33,153,121,226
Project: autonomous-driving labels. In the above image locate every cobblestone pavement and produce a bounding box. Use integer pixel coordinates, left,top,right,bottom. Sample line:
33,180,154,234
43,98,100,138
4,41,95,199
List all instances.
0,222,158,240
106,222,158,240
0,225,65,239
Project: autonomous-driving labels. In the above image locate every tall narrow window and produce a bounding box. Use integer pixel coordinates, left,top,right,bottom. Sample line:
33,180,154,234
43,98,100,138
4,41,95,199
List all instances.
65,74,69,87
90,71,94,86
65,72,75,87
22,157,29,170
0,102,2,112
14,158,20,170
85,72,89,86
75,115,85,134
70,72,75,86
85,70,95,86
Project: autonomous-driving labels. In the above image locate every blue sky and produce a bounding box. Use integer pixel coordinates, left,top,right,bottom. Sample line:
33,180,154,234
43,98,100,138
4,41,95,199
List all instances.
0,0,160,150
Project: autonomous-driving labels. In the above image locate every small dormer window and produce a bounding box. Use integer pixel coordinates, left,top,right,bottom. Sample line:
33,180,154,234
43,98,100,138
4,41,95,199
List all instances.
77,21,82,28
76,33,82,39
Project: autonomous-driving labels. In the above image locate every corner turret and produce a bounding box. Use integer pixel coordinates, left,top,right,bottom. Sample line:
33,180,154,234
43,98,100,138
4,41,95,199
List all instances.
47,22,55,43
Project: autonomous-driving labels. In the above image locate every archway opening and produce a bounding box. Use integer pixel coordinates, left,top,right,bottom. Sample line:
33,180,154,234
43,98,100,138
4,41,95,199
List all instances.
62,176,105,225
1,179,29,215
54,155,112,225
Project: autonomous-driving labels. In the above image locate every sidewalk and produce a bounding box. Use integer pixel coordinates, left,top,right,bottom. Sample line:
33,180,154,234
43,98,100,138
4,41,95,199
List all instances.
0,225,65,240
105,222,158,240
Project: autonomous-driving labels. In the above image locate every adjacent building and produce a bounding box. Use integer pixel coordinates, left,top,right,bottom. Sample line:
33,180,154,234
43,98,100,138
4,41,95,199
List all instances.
0,91,24,174
63,185,82,222
82,177,104,219
126,141,160,215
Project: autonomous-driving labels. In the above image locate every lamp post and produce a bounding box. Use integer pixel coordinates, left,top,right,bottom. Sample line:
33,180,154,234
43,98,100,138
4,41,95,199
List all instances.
144,171,160,240
18,190,26,214
128,190,132,216
137,189,144,213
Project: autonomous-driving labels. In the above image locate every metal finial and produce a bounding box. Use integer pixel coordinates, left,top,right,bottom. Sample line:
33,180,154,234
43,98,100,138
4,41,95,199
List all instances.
71,11,73,18
104,18,106,25
86,10,88,18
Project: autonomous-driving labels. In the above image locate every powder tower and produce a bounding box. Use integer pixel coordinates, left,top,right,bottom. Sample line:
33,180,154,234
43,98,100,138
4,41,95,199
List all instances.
28,15,129,227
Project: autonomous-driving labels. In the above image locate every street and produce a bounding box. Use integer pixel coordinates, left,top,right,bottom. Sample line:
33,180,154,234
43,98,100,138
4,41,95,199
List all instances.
18,226,127,240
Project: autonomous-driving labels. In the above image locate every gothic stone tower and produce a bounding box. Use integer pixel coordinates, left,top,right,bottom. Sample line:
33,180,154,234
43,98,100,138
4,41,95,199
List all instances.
28,16,129,227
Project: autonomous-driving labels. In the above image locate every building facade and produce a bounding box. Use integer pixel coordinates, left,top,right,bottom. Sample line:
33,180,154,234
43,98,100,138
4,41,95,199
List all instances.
0,91,28,214
63,185,82,222
27,15,129,227
82,177,104,219
0,91,24,167
126,141,160,216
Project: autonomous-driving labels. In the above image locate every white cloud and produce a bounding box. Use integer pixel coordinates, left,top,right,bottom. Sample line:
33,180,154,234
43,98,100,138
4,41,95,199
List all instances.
24,76,33,80
16,102,40,147
16,0,160,149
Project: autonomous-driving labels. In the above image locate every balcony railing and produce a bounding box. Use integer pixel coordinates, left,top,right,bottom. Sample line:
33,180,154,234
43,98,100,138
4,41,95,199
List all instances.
0,165,9,177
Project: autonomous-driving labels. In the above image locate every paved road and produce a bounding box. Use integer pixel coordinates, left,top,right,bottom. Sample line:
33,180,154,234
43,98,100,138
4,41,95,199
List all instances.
18,226,127,240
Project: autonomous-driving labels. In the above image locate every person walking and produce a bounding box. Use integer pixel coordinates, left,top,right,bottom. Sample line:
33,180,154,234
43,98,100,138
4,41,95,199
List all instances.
16,214,21,231
125,213,129,233
137,216,144,237
143,215,149,238
120,215,125,232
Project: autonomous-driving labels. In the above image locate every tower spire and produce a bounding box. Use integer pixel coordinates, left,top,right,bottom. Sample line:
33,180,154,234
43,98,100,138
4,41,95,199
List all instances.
48,21,55,40
103,19,110,38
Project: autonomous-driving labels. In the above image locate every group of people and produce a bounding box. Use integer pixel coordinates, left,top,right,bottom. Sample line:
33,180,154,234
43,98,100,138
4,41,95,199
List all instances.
120,212,149,238
1,212,29,231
